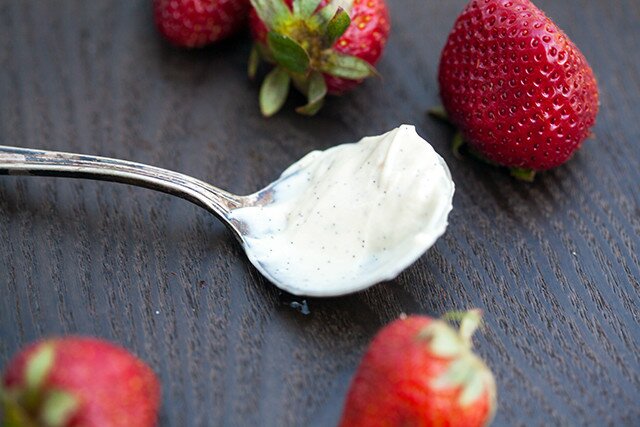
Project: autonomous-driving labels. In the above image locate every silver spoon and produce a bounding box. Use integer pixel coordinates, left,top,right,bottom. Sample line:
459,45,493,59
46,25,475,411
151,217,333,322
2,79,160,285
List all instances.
0,146,264,277
0,127,454,297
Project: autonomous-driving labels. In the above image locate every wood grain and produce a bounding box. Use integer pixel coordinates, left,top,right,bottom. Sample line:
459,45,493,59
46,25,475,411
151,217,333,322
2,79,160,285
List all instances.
1,0,639,425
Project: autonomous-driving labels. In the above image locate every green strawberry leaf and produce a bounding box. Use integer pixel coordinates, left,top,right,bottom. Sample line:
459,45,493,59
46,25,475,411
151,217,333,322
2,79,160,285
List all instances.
510,167,536,182
427,105,449,122
438,358,475,387
267,32,310,74
324,8,351,47
452,131,465,159
316,4,335,22
292,0,323,18
457,309,483,343
248,44,261,79
419,322,464,358
260,67,291,117
320,52,377,80
296,72,327,116
41,390,80,427
458,367,487,407
1,387,38,427
25,344,54,391
317,0,354,21
256,42,275,63
250,0,292,29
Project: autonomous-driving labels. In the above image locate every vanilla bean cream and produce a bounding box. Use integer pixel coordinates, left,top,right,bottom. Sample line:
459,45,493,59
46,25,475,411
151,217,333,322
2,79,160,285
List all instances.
230,125,455,296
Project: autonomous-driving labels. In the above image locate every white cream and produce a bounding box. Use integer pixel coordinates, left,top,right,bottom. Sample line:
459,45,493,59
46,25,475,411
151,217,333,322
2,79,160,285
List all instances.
230,125,455,296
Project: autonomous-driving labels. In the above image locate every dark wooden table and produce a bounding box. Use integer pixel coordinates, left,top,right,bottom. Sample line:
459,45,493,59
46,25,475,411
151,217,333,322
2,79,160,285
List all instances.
1,0,639,425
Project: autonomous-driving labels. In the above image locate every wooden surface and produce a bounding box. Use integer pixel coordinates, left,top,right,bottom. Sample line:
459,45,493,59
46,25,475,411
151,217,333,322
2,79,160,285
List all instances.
1,0,639,425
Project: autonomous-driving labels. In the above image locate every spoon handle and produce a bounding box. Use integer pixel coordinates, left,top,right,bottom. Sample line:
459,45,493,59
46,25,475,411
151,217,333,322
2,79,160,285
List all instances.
0,145,243,221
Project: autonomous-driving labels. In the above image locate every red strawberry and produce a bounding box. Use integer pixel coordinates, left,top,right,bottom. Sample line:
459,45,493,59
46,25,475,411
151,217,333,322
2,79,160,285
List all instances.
248,0,390,116
1,337,160,427
437,0,599,180
153,0,250,48
339,310,496,427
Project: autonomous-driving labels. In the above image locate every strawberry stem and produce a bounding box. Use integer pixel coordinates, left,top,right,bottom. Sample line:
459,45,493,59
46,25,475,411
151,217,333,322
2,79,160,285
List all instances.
458,309,483,344
441,310,468,322
442,309,483,345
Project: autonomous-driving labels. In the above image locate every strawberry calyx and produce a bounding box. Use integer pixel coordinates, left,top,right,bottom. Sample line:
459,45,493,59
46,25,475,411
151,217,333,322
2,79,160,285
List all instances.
429,105,538,181
509,167,536,182
418,310,497,419
249,0,377,116
427,106,449,122
2,343,79,427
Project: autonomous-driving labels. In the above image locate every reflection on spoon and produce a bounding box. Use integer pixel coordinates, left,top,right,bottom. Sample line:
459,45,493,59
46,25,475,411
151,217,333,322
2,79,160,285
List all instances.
0,125,454,296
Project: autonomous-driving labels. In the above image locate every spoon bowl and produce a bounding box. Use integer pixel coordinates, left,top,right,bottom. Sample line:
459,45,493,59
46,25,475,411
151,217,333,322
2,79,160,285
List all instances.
0,126,454,296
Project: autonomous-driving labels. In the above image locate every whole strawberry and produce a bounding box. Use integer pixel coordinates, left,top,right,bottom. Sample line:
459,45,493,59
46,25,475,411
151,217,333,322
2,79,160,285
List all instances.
339,310,496,427
1,337,160,427
153,0,250,48
438,0,599,181
248,0,390,116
